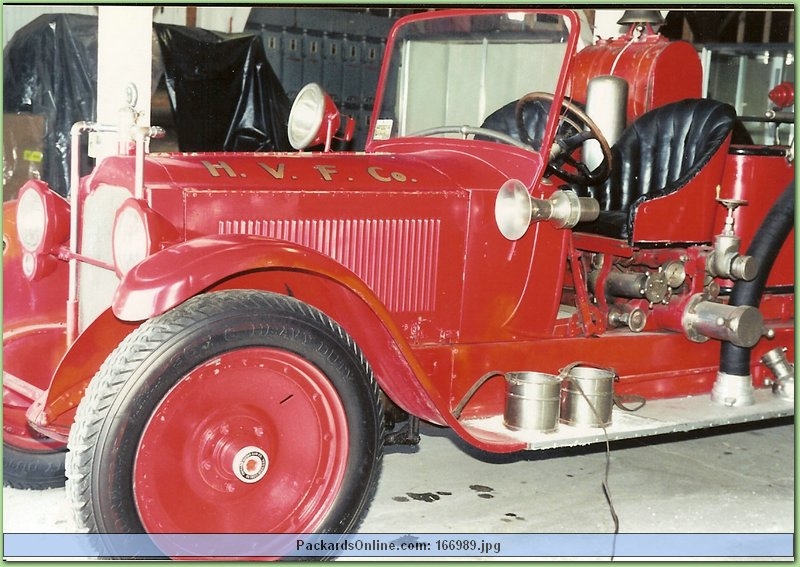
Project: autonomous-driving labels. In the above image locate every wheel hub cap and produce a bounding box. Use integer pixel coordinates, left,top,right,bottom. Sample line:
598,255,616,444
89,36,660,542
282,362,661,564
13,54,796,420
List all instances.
232,445,269,483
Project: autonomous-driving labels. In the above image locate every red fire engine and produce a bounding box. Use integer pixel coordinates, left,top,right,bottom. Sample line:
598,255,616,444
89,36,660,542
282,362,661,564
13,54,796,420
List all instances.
3,8,794,558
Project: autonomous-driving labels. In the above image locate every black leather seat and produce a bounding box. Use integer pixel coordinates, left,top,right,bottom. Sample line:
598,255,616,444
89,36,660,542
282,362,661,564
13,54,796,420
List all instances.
575,98,737,241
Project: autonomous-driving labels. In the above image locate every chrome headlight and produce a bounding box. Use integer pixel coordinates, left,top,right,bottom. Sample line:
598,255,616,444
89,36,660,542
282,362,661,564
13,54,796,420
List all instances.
287,83,355,152
288,83,327,150
113,204,148,275
15,180,70,280
16,185,47,252
112,199,177,276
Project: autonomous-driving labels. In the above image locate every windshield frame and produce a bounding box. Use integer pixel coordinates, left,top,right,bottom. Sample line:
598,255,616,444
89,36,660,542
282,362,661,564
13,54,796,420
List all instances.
365,8,582,158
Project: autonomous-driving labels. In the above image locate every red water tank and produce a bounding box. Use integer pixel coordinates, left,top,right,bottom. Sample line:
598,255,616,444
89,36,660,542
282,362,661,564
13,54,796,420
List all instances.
570,34,703,125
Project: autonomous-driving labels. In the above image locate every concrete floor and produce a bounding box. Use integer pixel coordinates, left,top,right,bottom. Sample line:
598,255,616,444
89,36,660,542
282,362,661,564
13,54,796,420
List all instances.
365,417,794,534
3,416,794,560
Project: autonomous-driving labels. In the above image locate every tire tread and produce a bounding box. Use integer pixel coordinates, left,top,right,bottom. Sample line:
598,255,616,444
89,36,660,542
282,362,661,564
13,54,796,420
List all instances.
3,445,67,489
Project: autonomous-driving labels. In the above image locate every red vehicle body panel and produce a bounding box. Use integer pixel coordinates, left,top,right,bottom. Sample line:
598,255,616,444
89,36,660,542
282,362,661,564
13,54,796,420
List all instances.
717,148,795,287
571,34,703,122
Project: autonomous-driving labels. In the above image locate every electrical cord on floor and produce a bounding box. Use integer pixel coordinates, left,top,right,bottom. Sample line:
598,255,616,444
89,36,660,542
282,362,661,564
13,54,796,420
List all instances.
560,366,620,561
456,363,628,559
600,427,619,560
614,393,646,412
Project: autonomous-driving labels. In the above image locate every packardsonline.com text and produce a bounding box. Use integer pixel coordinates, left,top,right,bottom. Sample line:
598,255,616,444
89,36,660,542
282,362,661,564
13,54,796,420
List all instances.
295,536,502,556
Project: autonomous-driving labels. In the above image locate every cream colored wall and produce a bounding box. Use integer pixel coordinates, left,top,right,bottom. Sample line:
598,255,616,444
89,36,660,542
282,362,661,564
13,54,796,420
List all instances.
3,5,97,47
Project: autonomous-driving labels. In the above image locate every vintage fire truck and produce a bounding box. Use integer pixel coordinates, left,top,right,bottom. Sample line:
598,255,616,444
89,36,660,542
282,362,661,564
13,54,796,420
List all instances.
3,7,794,557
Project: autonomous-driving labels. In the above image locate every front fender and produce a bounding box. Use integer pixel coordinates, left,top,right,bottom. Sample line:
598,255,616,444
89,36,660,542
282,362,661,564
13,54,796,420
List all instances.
114,235,330,321
114,235,451,426
26,308,140,442
42,235,526,452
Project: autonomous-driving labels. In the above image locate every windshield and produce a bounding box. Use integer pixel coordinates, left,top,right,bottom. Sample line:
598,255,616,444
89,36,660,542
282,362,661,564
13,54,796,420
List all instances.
370,10,578,145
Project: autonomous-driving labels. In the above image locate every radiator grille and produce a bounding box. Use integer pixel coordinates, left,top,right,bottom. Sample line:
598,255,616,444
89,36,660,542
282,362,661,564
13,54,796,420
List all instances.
78,184,128,331
220,218,440,312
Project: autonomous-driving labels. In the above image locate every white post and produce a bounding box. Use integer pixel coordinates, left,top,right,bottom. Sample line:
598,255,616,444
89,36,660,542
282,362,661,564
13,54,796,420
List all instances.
93,6,154,160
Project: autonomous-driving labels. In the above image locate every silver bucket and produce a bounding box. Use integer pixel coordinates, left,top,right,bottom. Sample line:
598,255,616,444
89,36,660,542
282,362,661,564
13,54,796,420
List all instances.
503,372,561,432
559,365,615,428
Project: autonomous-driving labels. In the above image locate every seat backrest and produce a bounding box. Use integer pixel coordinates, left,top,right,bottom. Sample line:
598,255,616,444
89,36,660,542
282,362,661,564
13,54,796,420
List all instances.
595,98,737,212
574,98,737,242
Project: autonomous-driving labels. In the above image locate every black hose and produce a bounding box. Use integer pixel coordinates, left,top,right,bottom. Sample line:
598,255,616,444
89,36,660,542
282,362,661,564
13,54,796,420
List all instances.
719,183,795,376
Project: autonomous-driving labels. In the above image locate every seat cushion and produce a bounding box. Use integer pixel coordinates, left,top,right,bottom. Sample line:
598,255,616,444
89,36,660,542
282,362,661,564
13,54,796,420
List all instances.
599,98,737,211
576,98,737,240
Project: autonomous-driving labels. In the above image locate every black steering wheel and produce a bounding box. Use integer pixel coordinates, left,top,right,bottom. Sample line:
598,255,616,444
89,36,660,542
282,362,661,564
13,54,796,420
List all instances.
515,92,612,186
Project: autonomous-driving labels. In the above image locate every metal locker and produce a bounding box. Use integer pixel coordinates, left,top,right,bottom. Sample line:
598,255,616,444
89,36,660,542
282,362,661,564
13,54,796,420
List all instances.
301,30,323,89
361,38,383,110
281,28,304,100
322,34,344,106
341,35,363,110
259,26,283,81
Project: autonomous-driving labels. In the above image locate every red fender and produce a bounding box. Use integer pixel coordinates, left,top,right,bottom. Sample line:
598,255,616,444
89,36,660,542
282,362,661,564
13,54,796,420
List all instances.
113,235,454,428
34,236,527,451
115,235,370,320
26,309,140,442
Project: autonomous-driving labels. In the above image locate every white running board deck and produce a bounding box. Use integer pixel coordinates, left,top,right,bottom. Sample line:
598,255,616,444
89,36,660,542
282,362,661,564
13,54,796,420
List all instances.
462,389,794,450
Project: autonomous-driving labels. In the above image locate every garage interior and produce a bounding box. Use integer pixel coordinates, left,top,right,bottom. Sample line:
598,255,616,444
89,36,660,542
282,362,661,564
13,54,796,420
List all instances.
2,5,794,561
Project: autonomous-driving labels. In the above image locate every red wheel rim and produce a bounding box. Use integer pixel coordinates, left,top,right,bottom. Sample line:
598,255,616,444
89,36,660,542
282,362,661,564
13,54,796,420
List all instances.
133,348,349,535
3,325,69,452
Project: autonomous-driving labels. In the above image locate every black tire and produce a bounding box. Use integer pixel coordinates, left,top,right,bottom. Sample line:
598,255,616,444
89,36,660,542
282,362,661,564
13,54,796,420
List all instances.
3,444,67,489
66,290,384,559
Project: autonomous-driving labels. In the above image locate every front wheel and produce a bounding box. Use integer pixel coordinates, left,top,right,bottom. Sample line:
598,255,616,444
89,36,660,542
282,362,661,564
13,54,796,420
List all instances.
66,290,384,559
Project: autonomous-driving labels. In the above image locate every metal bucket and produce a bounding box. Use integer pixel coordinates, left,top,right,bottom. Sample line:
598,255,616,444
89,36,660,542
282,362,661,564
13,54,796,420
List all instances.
559,365,615,428
503,372,561,432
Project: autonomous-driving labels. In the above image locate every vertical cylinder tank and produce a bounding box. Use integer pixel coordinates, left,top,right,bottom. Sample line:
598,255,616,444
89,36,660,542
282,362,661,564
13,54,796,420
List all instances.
583,75,628,170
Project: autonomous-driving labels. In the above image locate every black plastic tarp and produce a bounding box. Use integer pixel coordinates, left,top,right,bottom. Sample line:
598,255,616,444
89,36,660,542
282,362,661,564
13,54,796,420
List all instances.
3,14,98,197
155,24,291,153
3,16,291,197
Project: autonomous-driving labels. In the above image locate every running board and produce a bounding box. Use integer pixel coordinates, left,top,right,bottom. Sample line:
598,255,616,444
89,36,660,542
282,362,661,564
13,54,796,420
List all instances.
461,389,794,451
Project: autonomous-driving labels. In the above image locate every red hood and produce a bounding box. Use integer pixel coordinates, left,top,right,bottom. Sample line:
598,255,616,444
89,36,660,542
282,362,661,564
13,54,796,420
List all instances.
88,143,544,195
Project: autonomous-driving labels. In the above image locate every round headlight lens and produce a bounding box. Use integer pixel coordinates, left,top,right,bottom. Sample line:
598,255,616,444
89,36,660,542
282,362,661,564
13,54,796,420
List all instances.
495,179,532,240
288,83,325,150
21,252,36,278
113,205,149,275
17,187,46,252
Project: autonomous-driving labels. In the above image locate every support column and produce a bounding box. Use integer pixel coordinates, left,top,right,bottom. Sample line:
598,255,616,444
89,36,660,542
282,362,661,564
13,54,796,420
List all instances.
93,6,154,160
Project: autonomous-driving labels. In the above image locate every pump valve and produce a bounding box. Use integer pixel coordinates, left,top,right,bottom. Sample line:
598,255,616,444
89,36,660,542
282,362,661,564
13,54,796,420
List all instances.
708,193,759,281
682,294,771,348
